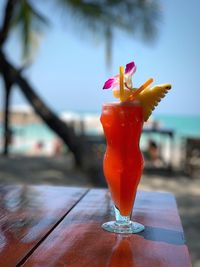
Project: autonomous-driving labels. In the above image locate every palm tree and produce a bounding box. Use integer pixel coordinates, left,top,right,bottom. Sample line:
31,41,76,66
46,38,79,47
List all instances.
0,0,161,166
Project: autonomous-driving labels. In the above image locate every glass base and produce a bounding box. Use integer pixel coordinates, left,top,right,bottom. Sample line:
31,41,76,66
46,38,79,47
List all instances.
102,220,145,234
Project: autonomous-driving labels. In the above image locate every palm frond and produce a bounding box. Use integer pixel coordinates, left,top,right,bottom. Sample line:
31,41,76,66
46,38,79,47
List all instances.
53,0,161,65
7,0,161,65
11,0,49,59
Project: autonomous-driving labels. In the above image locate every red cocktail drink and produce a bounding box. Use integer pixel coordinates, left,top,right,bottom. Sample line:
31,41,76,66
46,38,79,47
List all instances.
101,59,171,233
100,101,145,233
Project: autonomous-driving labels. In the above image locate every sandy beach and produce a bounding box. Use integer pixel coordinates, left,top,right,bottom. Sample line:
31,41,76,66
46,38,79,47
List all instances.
0,155,199,266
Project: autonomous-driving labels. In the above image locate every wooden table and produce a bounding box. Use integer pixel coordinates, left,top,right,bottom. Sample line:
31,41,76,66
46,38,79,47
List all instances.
0,185,191,267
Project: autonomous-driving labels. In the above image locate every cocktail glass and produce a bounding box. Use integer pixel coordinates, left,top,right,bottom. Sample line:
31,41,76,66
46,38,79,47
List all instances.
100,101,145,234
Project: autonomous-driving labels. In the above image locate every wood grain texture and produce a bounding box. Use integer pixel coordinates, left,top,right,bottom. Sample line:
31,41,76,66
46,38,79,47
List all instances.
22,190,191,267
0,185,88,266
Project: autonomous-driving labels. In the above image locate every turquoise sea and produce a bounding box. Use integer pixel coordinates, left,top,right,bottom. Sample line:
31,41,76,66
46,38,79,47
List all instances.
0,113,200,153
154,114,200,138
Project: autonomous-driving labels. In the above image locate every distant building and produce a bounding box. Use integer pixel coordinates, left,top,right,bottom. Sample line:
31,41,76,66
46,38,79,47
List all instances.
0,105,41,125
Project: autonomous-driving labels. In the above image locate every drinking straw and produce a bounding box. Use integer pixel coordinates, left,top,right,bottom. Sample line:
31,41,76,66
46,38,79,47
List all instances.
129,78,154,101
119,66,124,101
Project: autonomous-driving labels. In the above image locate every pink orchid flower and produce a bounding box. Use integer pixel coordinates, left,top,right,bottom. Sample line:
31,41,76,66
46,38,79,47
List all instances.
103,61,136,90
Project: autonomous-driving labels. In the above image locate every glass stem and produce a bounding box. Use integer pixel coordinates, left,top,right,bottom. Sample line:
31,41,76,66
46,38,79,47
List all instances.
114,206,131,225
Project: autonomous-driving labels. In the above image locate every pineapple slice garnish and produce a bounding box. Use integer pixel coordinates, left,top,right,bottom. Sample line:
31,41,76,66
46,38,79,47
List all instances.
135,84,171,121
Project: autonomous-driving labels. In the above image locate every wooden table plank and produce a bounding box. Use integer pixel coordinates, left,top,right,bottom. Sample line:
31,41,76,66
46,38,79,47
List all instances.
0,185,88,266
22,190,191,267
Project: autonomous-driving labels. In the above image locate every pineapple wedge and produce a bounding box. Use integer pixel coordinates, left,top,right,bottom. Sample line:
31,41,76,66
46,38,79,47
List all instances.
135,84,171,121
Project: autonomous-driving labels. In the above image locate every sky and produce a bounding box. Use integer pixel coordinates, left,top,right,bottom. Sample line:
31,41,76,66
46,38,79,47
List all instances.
0,0,200,116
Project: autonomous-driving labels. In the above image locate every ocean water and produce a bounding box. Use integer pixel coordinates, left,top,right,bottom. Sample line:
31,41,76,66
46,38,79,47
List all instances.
0,123,56,153
154,114,200,138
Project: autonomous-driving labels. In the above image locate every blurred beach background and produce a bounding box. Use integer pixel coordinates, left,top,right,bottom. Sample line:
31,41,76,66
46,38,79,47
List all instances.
0,0,200,266
1,109,200,165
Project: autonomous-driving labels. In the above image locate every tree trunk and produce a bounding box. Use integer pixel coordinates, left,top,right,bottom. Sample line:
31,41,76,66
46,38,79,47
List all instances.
3,86,11,155
0,50,84,166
